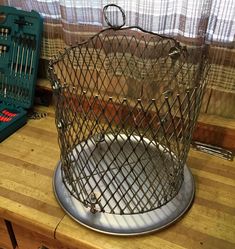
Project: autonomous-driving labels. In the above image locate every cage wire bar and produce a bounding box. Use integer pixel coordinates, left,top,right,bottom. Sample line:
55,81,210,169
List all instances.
49,4,209,235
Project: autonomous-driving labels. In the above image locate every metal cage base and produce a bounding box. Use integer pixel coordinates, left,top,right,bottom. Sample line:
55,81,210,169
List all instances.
53,137,195,236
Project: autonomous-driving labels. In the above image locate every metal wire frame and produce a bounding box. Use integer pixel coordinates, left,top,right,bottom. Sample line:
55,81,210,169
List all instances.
48,5,208,215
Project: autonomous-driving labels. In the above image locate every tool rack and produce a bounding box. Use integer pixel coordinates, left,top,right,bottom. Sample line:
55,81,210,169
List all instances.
0,6,43,142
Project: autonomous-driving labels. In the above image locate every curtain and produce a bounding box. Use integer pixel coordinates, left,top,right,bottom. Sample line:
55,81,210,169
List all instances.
0,0,234,94
206,1,235,94
1,0,213,56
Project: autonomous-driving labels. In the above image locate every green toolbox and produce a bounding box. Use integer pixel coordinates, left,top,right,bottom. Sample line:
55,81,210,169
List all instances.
0,5,43,142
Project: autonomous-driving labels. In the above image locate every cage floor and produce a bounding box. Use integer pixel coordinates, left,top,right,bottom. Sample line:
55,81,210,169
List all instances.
53,134,195,235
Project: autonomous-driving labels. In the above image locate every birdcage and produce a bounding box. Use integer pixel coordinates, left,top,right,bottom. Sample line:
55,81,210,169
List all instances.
49,4,208,235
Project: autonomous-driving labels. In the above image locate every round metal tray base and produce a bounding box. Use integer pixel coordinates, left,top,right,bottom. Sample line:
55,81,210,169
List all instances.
53,162,195,236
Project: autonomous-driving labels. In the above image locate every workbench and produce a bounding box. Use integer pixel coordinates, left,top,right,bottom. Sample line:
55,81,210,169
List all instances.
0,105,234,249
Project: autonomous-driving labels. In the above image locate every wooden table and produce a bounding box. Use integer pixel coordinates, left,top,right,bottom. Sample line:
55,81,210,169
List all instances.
0,105,234,249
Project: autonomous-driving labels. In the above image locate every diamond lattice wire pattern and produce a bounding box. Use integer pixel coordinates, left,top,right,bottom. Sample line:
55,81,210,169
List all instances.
49,27,208,215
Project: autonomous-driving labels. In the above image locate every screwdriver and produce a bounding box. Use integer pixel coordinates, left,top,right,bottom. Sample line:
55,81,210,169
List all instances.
19,36,26,77
24,36,30,76
11,36,16,74
15,35,22,76
29,37,36,79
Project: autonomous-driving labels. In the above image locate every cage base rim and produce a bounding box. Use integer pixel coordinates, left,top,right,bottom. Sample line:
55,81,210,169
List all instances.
53,161,195,236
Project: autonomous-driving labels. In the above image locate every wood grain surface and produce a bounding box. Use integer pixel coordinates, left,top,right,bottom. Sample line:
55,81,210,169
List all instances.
0,106,63,239
0,105,234,249
0,218,13,249
12,222,78,249
195,114,235,151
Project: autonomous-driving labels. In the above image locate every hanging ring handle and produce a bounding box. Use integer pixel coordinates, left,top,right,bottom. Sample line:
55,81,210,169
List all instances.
103,4,126,29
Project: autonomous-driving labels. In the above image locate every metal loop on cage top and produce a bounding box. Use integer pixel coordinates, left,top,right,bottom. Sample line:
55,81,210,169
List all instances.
103,4,126,29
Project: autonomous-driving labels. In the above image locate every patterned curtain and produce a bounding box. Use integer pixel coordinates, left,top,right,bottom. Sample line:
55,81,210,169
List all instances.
0,0,234,94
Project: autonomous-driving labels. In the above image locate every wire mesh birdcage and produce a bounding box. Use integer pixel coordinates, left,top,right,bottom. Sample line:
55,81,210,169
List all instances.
49,4,209,235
